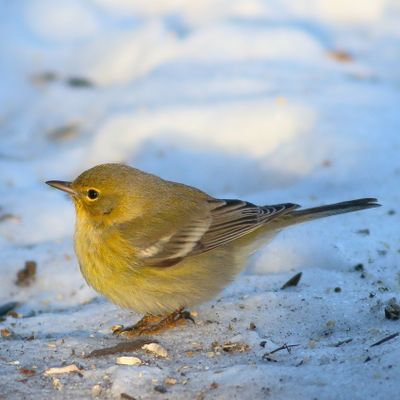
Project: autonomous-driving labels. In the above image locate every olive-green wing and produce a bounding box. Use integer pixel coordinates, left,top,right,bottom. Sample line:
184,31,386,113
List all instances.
138,199,299,267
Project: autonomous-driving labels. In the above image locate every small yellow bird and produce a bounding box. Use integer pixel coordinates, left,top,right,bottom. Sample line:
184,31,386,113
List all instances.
46,163,380,336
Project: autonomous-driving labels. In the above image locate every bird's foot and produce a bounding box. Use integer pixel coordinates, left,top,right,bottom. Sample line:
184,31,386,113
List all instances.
112,308,195,337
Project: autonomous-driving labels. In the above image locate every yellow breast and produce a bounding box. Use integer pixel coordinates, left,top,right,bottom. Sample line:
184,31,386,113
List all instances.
74,216,138,303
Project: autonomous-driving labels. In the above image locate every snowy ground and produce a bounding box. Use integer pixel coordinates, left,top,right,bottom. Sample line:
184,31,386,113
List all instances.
1,1,400,399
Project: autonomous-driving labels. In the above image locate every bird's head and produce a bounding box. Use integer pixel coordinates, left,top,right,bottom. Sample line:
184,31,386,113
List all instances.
46,163,159,225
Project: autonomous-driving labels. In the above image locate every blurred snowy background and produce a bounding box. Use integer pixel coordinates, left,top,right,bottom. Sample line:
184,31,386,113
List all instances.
0,1,399,399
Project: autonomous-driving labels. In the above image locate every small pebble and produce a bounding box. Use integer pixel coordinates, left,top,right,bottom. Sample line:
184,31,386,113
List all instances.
385,299,400,320
52,377,63,391
120,394,137,400
154,385,167,394
308,340,317,349
92,384,102,397
210,382,219,389
354,263,364,272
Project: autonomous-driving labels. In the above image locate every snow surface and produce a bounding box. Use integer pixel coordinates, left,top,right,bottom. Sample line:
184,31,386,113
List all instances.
1,1,399,399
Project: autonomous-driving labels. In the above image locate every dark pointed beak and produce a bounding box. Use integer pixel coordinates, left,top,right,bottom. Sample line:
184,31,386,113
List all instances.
46,180,75,195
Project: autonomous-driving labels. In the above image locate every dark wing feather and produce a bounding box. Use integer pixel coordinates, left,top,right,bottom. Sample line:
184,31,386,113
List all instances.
138,199,299,267
191,199,299,254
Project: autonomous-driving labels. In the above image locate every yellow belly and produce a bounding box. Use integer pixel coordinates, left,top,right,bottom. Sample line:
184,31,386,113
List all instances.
74,222,240,315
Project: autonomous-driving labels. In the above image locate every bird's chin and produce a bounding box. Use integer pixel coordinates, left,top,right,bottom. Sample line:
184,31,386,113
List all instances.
74,202,114,228
72,198,87,215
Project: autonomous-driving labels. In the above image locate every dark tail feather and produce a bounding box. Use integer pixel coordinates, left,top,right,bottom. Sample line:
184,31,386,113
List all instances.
277,198,380,227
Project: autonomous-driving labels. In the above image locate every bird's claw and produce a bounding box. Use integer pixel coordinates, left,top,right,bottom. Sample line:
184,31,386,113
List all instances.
112,309,195,337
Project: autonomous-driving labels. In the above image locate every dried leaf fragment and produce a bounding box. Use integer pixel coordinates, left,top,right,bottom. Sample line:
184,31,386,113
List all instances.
212,341,250,354
16,261,37,287
86,338,154,357
281,272,302,289
357,228,370,236
20,368,36,376
120,394,137,400
66,76,94,88
164,377,177,385
116,356,142,366
328,49,353,63
48,124,79,142
30,71,58,86
1,328,12,337
44,364,81,376
142,343,168,358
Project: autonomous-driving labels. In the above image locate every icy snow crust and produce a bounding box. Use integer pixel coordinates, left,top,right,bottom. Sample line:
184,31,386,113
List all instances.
0,1,399,399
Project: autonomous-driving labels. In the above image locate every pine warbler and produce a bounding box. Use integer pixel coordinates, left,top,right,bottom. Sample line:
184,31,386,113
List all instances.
46,163,380,336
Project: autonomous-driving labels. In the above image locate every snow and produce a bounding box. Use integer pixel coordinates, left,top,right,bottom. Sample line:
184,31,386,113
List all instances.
0,1,399,399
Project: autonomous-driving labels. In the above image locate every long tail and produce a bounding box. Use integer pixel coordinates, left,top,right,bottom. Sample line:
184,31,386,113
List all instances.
272,198,380,228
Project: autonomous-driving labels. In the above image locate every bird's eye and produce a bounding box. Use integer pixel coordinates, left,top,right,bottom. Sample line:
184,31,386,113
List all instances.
87,189,99,200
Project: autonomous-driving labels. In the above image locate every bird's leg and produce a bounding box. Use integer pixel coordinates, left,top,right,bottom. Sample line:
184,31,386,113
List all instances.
112,308,195,337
